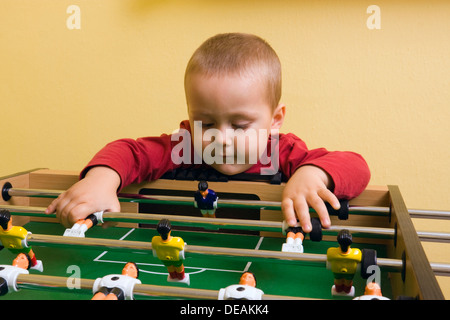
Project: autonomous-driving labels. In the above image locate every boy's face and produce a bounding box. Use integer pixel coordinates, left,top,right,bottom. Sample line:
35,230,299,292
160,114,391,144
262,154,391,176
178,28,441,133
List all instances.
186,73,285,176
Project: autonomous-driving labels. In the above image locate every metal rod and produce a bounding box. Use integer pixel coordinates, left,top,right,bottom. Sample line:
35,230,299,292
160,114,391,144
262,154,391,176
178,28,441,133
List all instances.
17,273,95,292
27,233,450,274
5,187,450,218
3,204,449,241
350,206,450,219
15,273,305,300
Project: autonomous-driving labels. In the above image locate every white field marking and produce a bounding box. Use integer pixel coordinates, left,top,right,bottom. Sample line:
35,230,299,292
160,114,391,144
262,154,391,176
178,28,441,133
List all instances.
93,228,137,261
244,236,264,272
93,228,265,276
93,258,244,275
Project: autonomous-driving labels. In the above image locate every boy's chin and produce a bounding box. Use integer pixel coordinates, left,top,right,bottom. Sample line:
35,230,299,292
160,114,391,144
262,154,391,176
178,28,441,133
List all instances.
211,163,252,176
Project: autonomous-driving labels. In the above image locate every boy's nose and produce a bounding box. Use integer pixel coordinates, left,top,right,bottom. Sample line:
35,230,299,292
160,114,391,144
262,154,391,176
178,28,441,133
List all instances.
215,125,234,147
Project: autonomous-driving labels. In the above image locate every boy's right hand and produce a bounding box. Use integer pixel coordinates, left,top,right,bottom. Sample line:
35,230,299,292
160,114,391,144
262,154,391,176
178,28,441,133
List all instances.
45,166,121,228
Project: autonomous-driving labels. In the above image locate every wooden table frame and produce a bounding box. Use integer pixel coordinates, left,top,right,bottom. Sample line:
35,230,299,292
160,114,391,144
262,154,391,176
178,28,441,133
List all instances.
0,168,445,300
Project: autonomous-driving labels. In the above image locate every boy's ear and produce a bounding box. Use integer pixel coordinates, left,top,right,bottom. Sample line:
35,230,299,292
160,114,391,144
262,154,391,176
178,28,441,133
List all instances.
271,103,286,129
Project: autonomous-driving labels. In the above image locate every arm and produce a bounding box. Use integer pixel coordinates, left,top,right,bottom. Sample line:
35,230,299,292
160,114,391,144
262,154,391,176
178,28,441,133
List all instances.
80,121,191,189
46,121,191,228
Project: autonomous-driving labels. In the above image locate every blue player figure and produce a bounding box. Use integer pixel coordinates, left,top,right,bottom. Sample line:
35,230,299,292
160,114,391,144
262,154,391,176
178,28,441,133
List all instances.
194,181,218,218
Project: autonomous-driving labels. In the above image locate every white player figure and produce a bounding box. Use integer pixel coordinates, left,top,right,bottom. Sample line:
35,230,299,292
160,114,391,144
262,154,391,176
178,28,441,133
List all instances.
0,253,30,296
353,282,390,300
218,271,264,300
92,262,141,300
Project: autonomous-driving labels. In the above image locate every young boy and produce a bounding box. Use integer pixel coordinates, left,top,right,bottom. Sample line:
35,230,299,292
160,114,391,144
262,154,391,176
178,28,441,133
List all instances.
45,33,370,233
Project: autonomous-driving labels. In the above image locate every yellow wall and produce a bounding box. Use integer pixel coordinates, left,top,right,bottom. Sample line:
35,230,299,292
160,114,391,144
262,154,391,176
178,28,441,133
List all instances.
1,1,449,211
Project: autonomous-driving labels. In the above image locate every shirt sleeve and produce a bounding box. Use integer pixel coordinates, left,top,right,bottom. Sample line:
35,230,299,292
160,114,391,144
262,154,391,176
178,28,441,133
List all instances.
80,121,192,190
278,133,371,199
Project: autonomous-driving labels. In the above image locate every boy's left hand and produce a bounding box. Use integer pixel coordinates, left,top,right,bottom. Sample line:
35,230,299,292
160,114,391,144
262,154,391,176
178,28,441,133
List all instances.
281,165,340,233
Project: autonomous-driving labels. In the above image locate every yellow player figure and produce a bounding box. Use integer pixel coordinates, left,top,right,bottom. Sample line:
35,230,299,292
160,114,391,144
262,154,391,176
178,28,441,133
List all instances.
151,219,189,285
326,229,361,296
0,209,43,272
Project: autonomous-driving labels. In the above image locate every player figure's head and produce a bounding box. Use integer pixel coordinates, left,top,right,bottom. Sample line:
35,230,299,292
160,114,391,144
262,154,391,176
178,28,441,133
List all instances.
156,219,172,241
12,253,31,270
198,181,209,197
337,229,353,253
184,33,285,176
122,262,139,279
364,281,382,296
0,209,12,230
239,271,257,287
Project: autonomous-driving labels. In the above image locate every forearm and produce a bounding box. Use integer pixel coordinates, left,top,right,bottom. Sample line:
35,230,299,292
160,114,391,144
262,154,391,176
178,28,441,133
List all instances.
84,166,121,193
80,137,177,190
301,151,371,199
295,165,334,190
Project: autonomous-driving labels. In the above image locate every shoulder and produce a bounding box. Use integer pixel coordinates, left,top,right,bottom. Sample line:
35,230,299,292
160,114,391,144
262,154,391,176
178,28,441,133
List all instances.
326,247,341,258
179,120,191,131
207,190,217,197
169,237,184,245
151,236,162,245
277,132,307,146
350,248,362,259
9,227,27,237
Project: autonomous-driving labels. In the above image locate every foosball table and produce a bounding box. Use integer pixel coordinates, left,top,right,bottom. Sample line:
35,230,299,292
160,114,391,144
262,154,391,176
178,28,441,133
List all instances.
0,169,448,300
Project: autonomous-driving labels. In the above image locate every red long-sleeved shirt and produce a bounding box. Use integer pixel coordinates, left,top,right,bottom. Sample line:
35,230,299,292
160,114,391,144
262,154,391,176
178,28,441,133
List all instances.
81,120,370,199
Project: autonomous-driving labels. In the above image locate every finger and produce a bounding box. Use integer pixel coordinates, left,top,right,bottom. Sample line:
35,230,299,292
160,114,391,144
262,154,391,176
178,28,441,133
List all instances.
105,199,121,214
100,200,121,228
281,198,297,227
58,198,80,228
319,188,340,210
308,194,331,229
45,198,58,214
293,198,311,233
46,192,70,215
51,195,71,226
69,203,95,227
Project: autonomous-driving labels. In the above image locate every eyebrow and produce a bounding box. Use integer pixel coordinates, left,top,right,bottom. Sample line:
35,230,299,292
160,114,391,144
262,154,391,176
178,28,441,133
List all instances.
190,109,259,119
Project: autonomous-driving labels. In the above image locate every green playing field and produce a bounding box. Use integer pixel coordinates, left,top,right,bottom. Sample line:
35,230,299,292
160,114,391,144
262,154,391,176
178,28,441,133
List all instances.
0,221,392,300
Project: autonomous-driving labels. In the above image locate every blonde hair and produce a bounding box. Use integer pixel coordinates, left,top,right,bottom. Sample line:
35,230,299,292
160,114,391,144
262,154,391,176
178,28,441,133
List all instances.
185,33,282,109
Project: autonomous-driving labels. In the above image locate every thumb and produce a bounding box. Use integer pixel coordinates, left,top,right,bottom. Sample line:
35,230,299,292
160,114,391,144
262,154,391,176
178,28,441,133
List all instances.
101,200,121,228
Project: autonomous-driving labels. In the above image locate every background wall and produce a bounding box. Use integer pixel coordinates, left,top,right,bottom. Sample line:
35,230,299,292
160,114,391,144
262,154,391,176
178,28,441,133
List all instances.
1,0,448,211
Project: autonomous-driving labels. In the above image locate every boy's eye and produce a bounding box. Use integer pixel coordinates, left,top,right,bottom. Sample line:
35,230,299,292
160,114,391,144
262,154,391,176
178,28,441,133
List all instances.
232,123,250,130
201,123,214,128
